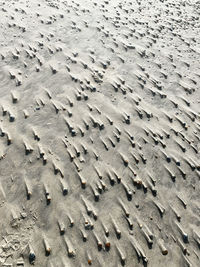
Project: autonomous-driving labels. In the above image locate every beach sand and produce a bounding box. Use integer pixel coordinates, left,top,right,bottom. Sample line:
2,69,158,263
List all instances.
0,0,200,266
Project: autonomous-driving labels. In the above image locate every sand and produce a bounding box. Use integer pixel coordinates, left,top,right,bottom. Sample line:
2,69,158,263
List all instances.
0,0,200,266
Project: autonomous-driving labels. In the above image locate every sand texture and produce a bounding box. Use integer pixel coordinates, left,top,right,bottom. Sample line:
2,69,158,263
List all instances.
0,0,200,266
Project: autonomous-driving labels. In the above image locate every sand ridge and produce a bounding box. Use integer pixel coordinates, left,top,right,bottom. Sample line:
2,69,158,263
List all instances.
0,0,200,266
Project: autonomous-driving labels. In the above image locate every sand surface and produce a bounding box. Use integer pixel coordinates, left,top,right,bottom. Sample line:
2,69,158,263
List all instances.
0,0,200,266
